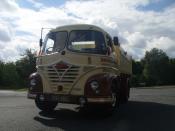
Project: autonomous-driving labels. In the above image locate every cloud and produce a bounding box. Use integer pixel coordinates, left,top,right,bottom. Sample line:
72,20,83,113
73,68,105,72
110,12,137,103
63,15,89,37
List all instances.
124,32,147,48
0,34,38,61
0,0,175,61
0,23,12,42
148,36,175,57
0,0,18,12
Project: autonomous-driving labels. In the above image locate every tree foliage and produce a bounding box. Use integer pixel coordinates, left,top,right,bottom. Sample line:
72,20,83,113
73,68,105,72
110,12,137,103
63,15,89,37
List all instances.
0,61,21,87
16,49,36,86
131,60,144,86
143,48,169,85
132,48,175,87
0,49,36,89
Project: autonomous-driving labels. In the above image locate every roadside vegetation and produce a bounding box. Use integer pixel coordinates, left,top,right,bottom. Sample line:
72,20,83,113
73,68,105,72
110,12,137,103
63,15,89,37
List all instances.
0,49,36,90
0,48,175,90
132,48,175,87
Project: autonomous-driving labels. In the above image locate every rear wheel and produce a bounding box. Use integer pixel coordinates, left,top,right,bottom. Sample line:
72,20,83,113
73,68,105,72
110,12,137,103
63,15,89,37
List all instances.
35,95,58,112
120,78,130,103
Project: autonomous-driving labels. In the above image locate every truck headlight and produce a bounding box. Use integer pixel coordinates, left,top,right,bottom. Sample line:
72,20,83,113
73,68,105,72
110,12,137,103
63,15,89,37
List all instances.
30,79,36,86
90,81,99,94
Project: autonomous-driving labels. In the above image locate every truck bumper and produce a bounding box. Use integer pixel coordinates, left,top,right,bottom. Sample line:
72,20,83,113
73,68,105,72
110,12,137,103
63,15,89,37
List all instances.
87,98,113,103
27,92,113,106
27,93,37,99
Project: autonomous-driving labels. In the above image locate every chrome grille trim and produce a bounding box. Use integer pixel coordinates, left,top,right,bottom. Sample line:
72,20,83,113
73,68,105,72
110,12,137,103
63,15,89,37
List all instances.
44,64,80,86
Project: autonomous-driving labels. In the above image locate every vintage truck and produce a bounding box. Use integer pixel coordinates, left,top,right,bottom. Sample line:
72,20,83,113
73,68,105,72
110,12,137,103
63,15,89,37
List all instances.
28,24,132,112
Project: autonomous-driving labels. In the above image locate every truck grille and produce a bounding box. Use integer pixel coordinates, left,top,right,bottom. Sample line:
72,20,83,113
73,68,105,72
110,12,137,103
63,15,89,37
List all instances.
43,62,80,87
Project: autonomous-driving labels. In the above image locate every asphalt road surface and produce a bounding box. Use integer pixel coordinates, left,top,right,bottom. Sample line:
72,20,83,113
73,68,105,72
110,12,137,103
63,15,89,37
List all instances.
0,87,175,131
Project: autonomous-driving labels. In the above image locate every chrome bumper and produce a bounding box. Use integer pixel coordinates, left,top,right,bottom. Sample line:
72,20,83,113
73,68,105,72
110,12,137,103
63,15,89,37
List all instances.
28,92,112,105
87,98,112,103
27,93,37,99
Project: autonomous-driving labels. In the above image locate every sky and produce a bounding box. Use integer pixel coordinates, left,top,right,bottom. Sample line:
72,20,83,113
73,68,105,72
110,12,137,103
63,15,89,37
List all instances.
0,0,175,61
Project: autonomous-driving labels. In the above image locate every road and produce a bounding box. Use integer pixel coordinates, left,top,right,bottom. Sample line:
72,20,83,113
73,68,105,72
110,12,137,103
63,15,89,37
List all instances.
0,87,175,131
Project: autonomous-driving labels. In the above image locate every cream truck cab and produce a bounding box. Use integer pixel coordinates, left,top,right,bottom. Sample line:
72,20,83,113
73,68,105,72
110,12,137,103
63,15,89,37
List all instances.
28,24,132,112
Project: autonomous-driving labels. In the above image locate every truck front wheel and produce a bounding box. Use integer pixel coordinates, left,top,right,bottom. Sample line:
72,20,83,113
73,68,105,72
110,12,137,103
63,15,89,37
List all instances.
35,96,58,112
110,81,120,110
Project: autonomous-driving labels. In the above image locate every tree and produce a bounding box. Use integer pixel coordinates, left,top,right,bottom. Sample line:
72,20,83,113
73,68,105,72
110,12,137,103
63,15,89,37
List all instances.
168,58,175,85
142,48,169,85
0,62,21,87
4,63,20,86
132,60,144,86
16,49,36,86
132,60,144,75
0,61,4,85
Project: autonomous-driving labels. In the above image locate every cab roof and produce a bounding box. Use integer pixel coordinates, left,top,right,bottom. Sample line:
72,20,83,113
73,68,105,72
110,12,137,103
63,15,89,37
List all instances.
50,24,109,36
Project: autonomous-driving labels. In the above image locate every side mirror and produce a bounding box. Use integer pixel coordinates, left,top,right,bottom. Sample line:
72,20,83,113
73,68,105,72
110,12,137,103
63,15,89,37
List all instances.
39,38,43,47
113,36,120,46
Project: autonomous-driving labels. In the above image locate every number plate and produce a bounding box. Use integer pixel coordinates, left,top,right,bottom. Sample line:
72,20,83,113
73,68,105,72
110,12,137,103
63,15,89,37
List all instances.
51,95,71,103
59,96,70,102
51,95,59,101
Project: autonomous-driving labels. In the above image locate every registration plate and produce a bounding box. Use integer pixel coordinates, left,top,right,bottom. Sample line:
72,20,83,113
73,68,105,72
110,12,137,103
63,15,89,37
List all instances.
59,96,70,103
52,95,70,102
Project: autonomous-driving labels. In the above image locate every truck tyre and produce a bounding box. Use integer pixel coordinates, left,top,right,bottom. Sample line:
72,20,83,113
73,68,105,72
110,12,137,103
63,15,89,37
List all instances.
120,78,130,103
35,96,58,112
110,81,120,111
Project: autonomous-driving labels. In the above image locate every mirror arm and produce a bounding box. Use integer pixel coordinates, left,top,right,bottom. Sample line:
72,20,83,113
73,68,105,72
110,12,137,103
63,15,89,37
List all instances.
39,27,54,47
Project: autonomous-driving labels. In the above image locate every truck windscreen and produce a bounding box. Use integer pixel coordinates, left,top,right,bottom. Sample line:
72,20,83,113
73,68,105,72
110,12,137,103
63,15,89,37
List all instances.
68,30,107,55
43,31,68,54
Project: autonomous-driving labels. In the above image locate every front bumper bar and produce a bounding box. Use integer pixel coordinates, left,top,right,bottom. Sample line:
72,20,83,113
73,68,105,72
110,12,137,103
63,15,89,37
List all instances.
28,92,113,105
87,98,113,103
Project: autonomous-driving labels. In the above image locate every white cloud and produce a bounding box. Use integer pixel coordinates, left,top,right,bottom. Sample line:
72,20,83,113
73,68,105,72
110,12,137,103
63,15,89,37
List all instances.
0,0,18,12
124,32,147,48
0,22,12,42
0,0,175,61
148,36,175,57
